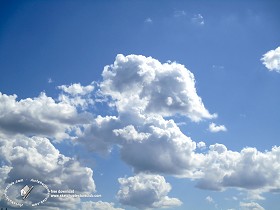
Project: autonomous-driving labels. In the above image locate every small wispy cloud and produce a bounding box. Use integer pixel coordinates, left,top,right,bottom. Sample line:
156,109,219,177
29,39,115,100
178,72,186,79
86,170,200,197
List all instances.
240,202,264,210
48,78,53,83
174,10,186,18
192,14,205,25
209,122,227,133
144,17,153,23
212,65,225,71
206,196,214,203
206,196,218,209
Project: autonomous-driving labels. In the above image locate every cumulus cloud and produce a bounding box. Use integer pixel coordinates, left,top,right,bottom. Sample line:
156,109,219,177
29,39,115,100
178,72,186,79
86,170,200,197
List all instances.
58,83,95,109
80,201,124,210
117,174,182,209
0,92,91,140
196,145,280,196
100,54,215,122
240,202,265,210
113,125,151,142
261,46,280,72
78,115,120,155
58,83,94,96
1,53,279,209
79,111,202,176
197,141,206,150
209,122,227,133
0,135,95,209
119,114,202,176
80,54,280,200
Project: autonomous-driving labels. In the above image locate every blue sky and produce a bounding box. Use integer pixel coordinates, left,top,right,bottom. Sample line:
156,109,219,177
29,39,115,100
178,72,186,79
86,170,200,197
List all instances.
0,0,280,210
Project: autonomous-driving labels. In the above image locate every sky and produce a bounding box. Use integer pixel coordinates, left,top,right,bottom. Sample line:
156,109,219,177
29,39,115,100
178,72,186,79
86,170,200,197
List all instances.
0,0,280,210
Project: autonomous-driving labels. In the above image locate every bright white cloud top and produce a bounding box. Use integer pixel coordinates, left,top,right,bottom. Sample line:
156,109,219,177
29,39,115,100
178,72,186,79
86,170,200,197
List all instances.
101,54,216,122
208,122,227,133
261,46,280,72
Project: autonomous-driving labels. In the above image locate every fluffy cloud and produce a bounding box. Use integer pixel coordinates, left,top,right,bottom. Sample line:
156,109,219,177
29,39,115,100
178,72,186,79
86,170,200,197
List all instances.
58,83,94,96
240,202,265,210
113,125,151,142
196,145,280,195
0,92,91,140
79,111,202,175
261,46,280,72
80,54,280,200
209,122,227,133
58,83,95,109
78,54,216,174
1,53,279,209
100,54,215,122
80,201,124,210
0,135,95,209
119,114,202,176
197,141,206,149
117,174,182,209
78,115,120,155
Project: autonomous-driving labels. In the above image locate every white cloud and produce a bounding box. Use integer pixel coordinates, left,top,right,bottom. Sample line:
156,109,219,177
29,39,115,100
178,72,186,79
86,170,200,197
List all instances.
80,201,124,210
196,145,280,196
209,122,227,133
261,46,280,72
48,78,53,83
197,141,206,150
58,83,94,96
81,54,280,199
100,54,215,122
240,202,265,210
0,92,91,140
113,125,150,142
119,118,201,175
192,14,205,25
117,174,182,209
174,10,186,18
0,135,95,209
1,53,279,209
145,18,153,23
206,196,218,209
206,196,214,203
